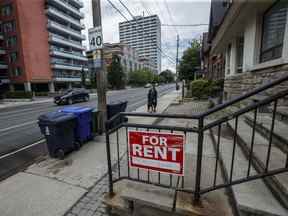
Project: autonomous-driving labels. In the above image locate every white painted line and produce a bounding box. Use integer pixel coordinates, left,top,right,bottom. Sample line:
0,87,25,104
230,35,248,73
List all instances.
0,120,37,133
0,139,45,160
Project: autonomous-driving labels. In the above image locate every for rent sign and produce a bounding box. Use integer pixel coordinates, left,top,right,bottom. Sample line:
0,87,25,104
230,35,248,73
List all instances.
128,131,184,176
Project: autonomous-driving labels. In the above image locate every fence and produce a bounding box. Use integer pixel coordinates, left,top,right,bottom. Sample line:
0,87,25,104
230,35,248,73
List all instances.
105,74,288,204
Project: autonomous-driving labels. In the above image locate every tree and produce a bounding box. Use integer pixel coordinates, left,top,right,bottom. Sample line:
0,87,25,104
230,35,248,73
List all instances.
159,69,175,83
107,55,126,89
178,39,201,81
81,67,86,88
128,69,154,86
90,71,97,89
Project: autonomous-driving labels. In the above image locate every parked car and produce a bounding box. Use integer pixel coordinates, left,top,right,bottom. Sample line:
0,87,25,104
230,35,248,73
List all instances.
54,89,89,105
144,83,152,88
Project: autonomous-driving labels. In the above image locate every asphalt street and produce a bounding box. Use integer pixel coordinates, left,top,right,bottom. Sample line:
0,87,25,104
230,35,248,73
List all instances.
0,84,175,157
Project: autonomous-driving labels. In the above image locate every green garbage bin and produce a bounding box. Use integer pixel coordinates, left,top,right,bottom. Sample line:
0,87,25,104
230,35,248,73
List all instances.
92,108,100,134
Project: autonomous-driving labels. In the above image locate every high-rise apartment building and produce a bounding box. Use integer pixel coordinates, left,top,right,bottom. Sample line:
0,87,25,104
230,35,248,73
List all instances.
119,15,161,74
0,0,87,94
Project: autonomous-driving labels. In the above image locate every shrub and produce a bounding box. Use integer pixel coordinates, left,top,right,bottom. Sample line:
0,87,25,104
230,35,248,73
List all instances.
34,92,49,97
188,79,222,99
5,91,33,99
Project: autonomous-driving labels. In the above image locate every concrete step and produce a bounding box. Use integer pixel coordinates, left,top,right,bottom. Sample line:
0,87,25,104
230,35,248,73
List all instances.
104,179,234,216
211,125,288,216
245,113,288,154
227,118,288,209
270,106,288,125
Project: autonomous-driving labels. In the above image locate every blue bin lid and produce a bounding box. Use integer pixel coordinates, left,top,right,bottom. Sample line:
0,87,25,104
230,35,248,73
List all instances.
38,112,75,125
60,106,92,114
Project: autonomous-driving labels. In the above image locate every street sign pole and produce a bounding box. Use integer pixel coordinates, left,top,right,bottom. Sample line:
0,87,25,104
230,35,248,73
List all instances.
91,0,107,134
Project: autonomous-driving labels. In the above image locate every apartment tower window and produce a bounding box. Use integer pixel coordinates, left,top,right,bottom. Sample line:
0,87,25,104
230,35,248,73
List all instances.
260,1,288,62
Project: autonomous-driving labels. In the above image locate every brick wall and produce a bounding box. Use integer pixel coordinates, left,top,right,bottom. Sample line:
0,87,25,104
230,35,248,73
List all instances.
224,63,288,105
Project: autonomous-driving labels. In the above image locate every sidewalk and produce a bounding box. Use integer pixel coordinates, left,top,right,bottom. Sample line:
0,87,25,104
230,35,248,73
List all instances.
0,90,180,216
0,97,53,110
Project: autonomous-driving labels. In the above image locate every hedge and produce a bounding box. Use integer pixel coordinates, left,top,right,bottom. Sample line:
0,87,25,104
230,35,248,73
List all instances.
5,91,33,99
188,79,223,99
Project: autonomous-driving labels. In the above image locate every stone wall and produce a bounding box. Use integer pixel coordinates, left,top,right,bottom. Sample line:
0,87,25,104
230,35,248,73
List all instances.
224,63,288,106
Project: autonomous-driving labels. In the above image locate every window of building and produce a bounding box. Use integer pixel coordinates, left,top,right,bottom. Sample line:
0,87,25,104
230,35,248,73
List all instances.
3,21,15,33
260,1,288,62
226,44,231,75
9,52,17,63
11,67,22,77
6,21,15,32
236,37,244,73
1,4,12,17
6,36,17,48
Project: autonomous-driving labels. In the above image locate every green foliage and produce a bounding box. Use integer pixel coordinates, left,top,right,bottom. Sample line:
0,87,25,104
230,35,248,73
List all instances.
179,39,201,81
34,92,49,97
128,68,155,86
90,71,97,89
81,69,86,88
188,79,222,99
5,91,33,99
159,69,175,83
107,55,126,89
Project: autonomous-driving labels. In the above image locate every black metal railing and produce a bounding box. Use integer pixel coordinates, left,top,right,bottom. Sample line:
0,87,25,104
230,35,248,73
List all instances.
105,74,288,205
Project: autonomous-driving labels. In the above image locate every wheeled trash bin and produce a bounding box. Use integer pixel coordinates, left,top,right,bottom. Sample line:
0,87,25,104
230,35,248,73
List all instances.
91,108,100,134
60,107,93,144
38,112,76,159
107,101,128,129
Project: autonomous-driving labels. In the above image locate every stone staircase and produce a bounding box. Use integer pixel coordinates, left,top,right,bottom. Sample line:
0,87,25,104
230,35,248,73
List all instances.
212,109,288,216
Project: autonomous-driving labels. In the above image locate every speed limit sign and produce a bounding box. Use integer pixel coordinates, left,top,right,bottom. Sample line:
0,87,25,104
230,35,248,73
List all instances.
88,27,103,50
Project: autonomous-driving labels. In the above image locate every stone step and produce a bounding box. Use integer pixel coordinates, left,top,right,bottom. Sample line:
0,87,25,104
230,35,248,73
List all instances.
244,113,288,154
105,179,234,216
270,106,288,125
211,126,288,216
227,118,288,209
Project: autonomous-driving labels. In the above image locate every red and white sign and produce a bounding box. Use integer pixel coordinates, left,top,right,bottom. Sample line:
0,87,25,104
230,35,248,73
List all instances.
128,131,185,176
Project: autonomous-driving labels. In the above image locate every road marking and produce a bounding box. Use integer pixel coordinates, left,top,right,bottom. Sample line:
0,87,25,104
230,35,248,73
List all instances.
0,120,37,133
0,139,45,160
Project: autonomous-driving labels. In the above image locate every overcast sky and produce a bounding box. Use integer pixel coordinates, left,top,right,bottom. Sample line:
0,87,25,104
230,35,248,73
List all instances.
82,0,211,72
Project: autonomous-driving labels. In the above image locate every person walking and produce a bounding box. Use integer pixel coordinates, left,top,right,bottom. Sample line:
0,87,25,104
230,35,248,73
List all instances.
147,83,158,113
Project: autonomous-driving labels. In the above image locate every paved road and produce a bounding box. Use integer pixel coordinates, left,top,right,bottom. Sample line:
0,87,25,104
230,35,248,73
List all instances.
0,84,175,157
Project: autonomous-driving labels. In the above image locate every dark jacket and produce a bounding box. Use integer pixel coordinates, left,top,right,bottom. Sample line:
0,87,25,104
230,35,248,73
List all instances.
148,88,157,105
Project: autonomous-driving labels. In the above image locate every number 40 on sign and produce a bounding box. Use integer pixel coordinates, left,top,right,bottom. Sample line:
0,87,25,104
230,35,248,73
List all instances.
88,27,103,50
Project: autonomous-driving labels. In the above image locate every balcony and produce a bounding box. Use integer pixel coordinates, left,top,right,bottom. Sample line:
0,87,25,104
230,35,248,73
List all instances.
50,49,88,61
49,34,85,50
0,61,8,69
47,21,85,40
0,49,6,55
70,0,84,8
51,62,88,71
46,7,85,30
46,0,84,19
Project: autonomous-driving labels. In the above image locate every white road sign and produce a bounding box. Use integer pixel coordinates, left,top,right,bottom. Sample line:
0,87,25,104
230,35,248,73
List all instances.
88,27,103,50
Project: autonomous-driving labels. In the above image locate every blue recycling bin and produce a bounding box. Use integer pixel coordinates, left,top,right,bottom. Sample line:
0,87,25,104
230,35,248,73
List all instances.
60,107,93,144
38,112,77,159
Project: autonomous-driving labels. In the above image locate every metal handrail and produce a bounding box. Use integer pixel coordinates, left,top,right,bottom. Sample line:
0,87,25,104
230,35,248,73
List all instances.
105,73,288,206
199,74,288,118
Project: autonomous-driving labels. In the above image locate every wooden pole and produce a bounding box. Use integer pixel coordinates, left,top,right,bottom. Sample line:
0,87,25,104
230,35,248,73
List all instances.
92,0,107,133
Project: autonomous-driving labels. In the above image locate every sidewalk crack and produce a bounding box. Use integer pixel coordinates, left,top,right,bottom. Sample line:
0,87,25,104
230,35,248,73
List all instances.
23,171,88,190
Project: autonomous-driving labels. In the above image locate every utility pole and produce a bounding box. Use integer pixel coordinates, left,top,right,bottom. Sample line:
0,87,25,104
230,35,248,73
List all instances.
92,0,107,133
176,34,179,78
175,35,184,100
